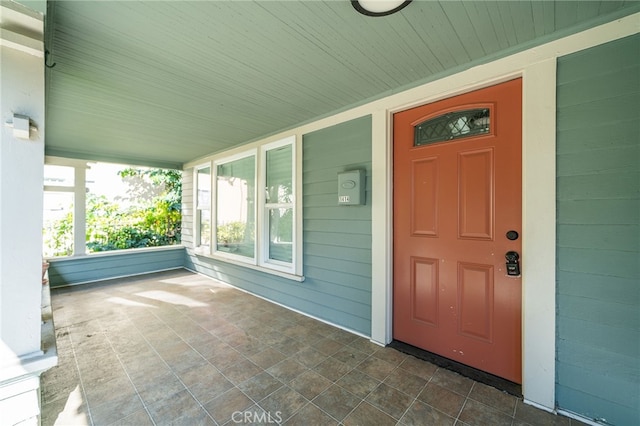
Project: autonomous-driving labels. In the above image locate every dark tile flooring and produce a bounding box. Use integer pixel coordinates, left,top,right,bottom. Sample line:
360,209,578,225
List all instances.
41,270,584,425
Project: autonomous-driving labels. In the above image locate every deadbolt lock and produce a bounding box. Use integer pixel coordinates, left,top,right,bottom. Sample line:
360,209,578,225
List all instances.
505,251,521,276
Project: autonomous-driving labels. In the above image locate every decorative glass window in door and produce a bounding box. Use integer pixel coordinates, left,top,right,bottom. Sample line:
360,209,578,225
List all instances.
414,108,490,146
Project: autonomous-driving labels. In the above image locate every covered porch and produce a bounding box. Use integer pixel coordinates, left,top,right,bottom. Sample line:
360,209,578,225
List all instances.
1,1,638,424
42,270,581,425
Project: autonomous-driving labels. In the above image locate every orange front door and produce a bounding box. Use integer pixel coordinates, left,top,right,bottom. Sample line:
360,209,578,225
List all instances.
393,79,523,383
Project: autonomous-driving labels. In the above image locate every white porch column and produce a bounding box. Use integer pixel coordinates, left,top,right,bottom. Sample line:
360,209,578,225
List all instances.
1,2,57,425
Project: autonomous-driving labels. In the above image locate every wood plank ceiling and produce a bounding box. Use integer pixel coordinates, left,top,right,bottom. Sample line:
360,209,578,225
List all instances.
44,1,639,169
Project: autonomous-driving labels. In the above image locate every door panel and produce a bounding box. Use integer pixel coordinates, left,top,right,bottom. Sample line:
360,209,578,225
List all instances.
458,262,494,342
411,158,438,236
458,148,493,240
411,257,439,325
393,79,522,383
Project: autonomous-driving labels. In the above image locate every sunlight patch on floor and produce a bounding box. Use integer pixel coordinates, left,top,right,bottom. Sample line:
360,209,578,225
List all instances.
52,385,90,426
106,296,156,308
160,275,232,289
135,290,208,307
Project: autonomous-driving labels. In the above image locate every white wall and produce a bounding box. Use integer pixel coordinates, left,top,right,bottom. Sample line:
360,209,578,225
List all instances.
0,3,50,423
0,44,45,362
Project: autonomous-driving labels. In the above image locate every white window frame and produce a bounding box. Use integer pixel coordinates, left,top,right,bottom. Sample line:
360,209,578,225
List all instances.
258,137,297,274
194,164,212,254
45,156,185,259
43,157,88,257
192,135,303,281
212,149,258,265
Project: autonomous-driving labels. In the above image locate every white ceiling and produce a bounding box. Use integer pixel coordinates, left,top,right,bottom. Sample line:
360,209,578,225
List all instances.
44,1,640,169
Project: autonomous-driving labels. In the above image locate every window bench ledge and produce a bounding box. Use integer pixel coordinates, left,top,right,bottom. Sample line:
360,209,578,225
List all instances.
45,244,185,263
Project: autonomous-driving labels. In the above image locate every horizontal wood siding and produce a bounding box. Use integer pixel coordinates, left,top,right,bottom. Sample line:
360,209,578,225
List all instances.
48,247,185,287
183,116,372,335
556,34,639,426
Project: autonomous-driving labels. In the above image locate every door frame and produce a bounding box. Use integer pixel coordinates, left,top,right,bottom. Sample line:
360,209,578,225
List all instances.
369,15,639,412
392,80,524,384
373,64,555,409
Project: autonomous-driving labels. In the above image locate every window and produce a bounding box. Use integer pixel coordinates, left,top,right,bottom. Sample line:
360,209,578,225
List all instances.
43,162,81,257
43,192,75,255
196,166,211,249
263,143,293,265
43,158,182,258
414,108,491,146
215,152,256,259
194,136,300,278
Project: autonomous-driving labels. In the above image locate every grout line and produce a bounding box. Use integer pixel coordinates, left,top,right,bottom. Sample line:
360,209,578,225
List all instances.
324,348,397,423
97,315,158,426
196,325,291,406
512,394,519,418
394,367,430,424
256,337,372,424
66,321,95,426
457,381,475,421
138,291,326,424
457,398,471,425
396,362,439,425
47,272,562,426
255,344,349,423
137,306,223,425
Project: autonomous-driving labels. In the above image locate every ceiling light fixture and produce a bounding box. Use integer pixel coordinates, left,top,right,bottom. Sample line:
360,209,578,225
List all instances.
351,0,412,17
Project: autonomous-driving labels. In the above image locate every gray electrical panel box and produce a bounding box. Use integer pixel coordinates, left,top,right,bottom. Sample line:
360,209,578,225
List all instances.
338,169,365,205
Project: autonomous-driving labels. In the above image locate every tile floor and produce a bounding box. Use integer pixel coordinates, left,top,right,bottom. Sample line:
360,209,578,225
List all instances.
41,270,583,426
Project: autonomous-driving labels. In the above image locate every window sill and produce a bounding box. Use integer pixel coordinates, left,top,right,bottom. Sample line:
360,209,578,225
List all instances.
193,250,305,283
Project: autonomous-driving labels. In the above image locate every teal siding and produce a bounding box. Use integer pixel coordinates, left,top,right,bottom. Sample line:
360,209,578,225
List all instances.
48,247,186,287
302,115,372,334
184,115,373,336
556,34,639,425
